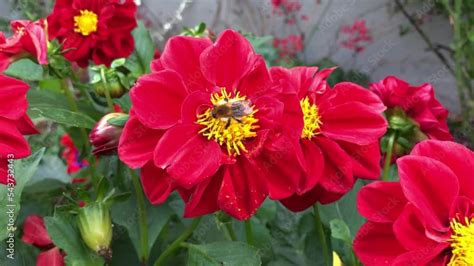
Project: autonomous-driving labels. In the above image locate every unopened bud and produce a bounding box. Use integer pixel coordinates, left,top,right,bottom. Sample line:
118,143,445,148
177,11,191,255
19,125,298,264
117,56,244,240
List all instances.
77,203,113,260
89,113,126,156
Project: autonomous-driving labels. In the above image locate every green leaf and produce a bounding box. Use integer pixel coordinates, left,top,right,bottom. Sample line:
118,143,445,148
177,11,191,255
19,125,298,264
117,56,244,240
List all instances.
185,241,261,266
44,215,104,266
0,148,44,240
28,107,96,129
108,114,129,127
329,219,351,242
126,20,154,75
4,59,43,81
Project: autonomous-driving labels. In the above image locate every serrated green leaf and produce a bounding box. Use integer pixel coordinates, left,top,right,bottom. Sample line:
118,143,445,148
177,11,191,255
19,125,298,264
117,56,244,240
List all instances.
28,107,96,129
4,59,43,81
0,148,44,241
329,219,351,242
185,241,261,266
125,20,154,76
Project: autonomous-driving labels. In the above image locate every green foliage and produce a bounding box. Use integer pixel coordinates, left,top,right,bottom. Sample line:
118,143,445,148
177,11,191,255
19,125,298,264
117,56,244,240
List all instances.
124,21,155,77
4,59,43,81
185,242,261,266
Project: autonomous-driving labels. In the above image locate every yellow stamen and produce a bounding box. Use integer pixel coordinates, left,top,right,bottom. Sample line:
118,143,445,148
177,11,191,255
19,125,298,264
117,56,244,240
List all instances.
74,10,98,36
196,88,259,156
448,217,474,266
300,96,322,139
15,27,25,36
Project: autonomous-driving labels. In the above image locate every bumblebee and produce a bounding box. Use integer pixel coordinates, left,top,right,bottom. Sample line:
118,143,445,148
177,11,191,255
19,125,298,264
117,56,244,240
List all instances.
211,100,253,127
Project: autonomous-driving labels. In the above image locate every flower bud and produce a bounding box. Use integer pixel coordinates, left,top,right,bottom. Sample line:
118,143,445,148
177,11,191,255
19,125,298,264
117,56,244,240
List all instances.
77,203,112,259
93,77,126,98
89,113,126,156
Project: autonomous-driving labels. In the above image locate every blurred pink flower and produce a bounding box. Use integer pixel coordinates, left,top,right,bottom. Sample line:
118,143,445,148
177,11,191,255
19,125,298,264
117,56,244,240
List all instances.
339,19,373,53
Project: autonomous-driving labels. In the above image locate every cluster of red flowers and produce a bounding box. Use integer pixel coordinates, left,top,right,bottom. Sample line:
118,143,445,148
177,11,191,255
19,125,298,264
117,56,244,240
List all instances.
273,34,304,58
354,140,474,265
271,0,303,15
118,29,388,220
339,19,373,53
60,134,89,178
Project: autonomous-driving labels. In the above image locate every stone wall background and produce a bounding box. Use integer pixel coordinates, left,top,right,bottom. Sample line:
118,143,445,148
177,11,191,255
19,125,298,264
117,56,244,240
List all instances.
0,0,460,114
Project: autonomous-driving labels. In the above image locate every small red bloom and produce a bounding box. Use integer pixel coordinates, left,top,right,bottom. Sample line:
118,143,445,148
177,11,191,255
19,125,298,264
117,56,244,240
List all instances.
0,74,38,185
354,140,474,265
22,215,65,266
339,19,373,53
89,113,124,156
370,76,452,141
47,0,137,67
60,134,89,175
0,20,48,72
267,66,387,210
119,30,297,220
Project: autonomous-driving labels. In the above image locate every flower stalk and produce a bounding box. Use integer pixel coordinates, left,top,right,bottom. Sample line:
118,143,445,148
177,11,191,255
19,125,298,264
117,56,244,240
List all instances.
129,168,149,263
313,204,330,266
382,131,398,181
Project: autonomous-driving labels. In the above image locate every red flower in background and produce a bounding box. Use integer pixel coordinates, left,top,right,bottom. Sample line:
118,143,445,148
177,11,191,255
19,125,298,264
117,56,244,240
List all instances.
370,76,452,141
22,215,65,266
0,20,48,72
268,67,387,211
273,34,304,58
0,74,38,185
60,134,89,179
339,19,373,53
47,0,137,67
354,140,474,265
119,30,300,220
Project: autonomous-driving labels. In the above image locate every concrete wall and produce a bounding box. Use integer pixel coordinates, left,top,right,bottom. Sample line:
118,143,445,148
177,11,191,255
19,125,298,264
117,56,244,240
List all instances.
0,0,460,114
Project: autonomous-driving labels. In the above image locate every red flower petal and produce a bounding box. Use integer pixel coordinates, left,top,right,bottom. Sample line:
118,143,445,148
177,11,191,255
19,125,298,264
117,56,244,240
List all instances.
161,36,213,92
154,124,222,189
393,204,438,250
36,247,65,266
218,156,267,220
118,113,163,168
200,30,258,90
21,215,52,248
131,70,188,129
398,155,459,232
183,168,224,218
353,222,406,266
357,181,407,223
331,82,386,113
320,102,387,145
238,57,273,99
0,74,29,120
141,162,174,204
0,117,30,158
180,91,212,124
336,141,381,179
16,115,39,135
391,243,450,266
411,140,474,198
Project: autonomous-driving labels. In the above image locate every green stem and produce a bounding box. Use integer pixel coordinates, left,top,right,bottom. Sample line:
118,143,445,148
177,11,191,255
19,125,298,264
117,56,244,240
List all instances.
225,222,237,241
382,132,397,181
313,204,330,266
100,68,115,113
244,219,254,246
129,168,149,263
153,217,202,266
61,79,98,185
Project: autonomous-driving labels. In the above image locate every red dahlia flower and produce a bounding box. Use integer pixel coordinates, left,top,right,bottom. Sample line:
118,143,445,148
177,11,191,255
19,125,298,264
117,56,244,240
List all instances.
22,215,65,266
267,66,387,211
119,30,300,220
0,74,38,185
370,76,452,141
0,20,48,72
47,0,137,67
354,140,474,265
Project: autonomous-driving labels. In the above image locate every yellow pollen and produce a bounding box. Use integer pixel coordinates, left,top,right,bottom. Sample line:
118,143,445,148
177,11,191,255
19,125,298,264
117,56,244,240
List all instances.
74,10,98,36
15,27,25,36
300,96,322,139
448,217,474,266
196,88,259,156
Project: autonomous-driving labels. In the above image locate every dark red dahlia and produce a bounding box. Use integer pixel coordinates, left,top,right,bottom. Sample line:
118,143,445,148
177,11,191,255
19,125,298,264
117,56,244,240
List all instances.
47,0,137,67
370,76,452,142
354,140,474,265
0,74,38,185
119,30,300,220
266,66,387,210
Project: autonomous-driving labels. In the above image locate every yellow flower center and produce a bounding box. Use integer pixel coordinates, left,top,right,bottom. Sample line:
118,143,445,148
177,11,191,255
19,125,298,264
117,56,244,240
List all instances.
197,88,259,156
300,96,322,139
74,10,98,36
448,217,474,266
15,27,25,36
